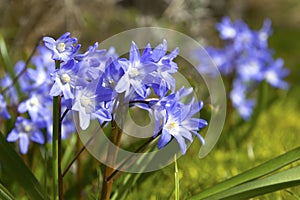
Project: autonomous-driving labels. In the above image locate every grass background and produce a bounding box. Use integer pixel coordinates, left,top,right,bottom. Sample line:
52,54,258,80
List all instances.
1,0,300,199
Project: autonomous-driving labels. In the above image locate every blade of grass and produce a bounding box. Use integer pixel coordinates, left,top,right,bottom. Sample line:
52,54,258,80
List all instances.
189,146,300,200
0,132,48,199
200,165,300,200
0,34,13,74
0,182,14,200
174,155,179,200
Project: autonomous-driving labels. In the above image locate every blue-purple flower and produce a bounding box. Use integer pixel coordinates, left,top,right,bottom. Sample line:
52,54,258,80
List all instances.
205,17,289,120
72,80,113,130
43,32,80,62
150,87,207,154
49,59,79,99
18,93,50,123
115,41,158,98
7,117,44,154
264,58,289,89
76,43,117,81
0,94,10,120
149,40,179,97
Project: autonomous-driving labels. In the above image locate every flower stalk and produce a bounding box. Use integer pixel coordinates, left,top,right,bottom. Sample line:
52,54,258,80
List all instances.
52,60,63,200
100,120,122,200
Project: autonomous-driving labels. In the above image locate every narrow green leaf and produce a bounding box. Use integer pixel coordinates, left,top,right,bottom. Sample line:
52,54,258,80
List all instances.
61,134,77,173
111,173,143,200
189,146,300,200
0,132,48,199
0,182,14,200
0,34,13,74
201,165,300,200
174,155,179,200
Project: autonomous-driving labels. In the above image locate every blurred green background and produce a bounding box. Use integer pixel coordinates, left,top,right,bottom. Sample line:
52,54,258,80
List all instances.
1,0,300,199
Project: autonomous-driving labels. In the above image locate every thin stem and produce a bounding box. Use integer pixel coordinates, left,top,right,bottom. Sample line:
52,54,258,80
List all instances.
107,136,157,182
77,136,83,200
52,60,62,200
60,108,69,121
58,103,63,200
100,120,121,200
62,122,106,177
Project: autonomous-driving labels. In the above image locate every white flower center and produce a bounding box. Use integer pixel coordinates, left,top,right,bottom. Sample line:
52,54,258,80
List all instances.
165,121,178,133
259,32,268,41
57,42,66,52
81,97,92,107
29,97,39,107
265,71,277,83
129,68,139,78
24,124,32,132
224,27,236,38
61,74,71,84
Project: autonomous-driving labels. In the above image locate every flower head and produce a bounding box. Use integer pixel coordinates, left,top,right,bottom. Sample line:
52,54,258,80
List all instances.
18,93,50,124
7,117,44,154
72,80,113,130
115,41,158,99
205,17,289,120
151,87,207,154
76,43,118,81
43,32,80,62
49,59,79,99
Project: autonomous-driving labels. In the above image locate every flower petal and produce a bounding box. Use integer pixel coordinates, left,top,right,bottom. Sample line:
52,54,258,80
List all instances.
19,134,30,154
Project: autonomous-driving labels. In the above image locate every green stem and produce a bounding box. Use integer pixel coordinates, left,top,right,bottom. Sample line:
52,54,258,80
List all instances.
100,120,122,200
77,136,83,200
174,155,179,200
52,60,62,200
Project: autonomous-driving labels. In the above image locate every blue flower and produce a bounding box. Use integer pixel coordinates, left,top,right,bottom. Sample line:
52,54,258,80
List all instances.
72,80,113,130
49,59,79,99
32,45,55,72
151,87,207,154
0,61,28,105
18,93,50,123
256,19,272,49
264,58,289,89
115,41,158,98
149,40,179,97
43,32,80,62
236,58,264,82
7,117,45,154
216,16,237,40
0,94,10,120
76,43,117,81
205,17,289,120
230,81,255,120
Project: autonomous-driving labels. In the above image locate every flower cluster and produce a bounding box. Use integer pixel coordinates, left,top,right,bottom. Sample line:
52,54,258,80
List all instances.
1,32,207,154
1,45,76,154
206,17,289,119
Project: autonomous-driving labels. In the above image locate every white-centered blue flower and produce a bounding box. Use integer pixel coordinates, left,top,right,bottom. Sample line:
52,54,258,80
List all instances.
43,32,80,62
49,59,79,99
7,117,44,154
72,80,113,130
115,41,158,98
151,87,207,154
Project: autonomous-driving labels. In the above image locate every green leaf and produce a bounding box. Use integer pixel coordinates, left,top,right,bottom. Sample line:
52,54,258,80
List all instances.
200,165,300,200
174,155,179,200
0,132,48,200
0,34,13,74
189,146,300,200
0,182,14,200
